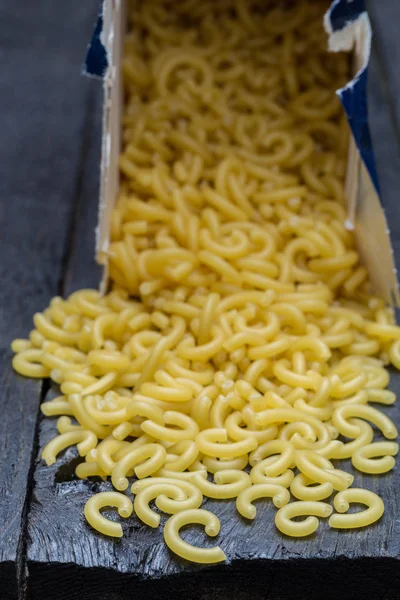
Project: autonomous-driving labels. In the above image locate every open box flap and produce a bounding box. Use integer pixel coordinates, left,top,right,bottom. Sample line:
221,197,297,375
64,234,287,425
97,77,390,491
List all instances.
324,0,399,306
84,0,400,305
84,0,124,293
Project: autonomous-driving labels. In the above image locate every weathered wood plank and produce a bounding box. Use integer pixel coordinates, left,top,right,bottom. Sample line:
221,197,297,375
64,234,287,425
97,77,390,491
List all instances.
368,1,400,134
26,83,105,600
367,0,400,259
25,36,400,600
0,1,101,598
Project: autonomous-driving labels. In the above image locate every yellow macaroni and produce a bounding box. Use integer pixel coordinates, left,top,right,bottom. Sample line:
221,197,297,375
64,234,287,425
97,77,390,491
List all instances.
84,491,133,538
163,509,226,564
11,0,400,563
236,483,290,519
275,501,333,537
329,489,384,529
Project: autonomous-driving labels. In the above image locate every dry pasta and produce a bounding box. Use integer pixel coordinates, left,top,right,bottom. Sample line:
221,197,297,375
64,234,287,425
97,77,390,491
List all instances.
11,0,399,563
84,492,133,538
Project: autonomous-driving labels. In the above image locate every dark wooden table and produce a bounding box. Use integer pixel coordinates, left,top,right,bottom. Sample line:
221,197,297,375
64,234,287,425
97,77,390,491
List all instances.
2,2,400,599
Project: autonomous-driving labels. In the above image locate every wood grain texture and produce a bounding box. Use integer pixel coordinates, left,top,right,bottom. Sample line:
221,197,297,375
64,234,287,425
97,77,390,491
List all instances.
0,1,101,598
25,40,400,600
367,1,400,261
368,1,400,140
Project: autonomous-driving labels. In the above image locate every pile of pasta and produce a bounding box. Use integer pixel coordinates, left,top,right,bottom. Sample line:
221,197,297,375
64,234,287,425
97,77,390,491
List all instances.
12,0,400,564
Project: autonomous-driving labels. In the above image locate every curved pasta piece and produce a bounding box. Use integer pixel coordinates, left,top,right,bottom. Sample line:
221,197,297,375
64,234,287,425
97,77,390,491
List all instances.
41,395,73,417
84,392,131,425
225,411,277,444
202,455,248,474
330,418,374,460
254,408,330,451
289,336,331,361
278,421,316,446
12,348,50,378
293,398,332,421
132,477,187,494
84,492,133,538
237,483,290,518
275,501,332,537
140,382,193,403
177,326,226,361
112,443,167,490
196,428,257,458
76,461,107,480
135,319,186,389
332,404,397,440
134,482,190,527
42,430,98,465
141,411,199,442
367,388,396,405
193,469,251,499
165,440,199,472
351,442,398,474
88,349,130,374
290,473,333,501
295,450,353,491
314,440,344,460
69,393,112,439
273,359,321,390
112,421,137,441
56,416,83,434
92,438,131,475
156,51,213,96
11,338,32,353
250,465,295,488
329,489,384,529
156,467,208,481
249,439,295,476
155,480,203,514
163,509,226,564
125,400,165,424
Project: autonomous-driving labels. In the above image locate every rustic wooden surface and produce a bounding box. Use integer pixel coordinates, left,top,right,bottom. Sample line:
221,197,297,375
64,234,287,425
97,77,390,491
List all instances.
0,1,101,599
2,1,400,599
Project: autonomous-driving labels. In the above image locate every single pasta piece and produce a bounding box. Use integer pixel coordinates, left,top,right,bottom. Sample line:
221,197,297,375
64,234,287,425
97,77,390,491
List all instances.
329,489,384,529
42,430,97,465
111,443,167,490
84,492,133,538
236,484,290,519
275,501,333,537
163,509,226,564
290,473,334,502
192,469,251,499
351,441,398,474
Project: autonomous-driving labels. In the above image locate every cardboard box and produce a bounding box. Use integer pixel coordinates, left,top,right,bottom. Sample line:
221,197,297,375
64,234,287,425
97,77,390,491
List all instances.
84,0,400,305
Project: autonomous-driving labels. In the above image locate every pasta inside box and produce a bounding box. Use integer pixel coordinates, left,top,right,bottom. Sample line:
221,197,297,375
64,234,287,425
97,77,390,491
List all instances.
91,0,399,307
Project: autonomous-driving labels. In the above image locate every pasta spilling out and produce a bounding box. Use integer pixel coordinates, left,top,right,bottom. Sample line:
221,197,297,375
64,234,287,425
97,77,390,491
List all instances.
12,0,400,564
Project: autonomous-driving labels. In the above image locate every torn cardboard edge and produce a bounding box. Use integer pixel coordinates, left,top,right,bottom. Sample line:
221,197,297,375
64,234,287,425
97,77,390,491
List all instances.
325,0,399,306
84,0,126,293
85,0,400,306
